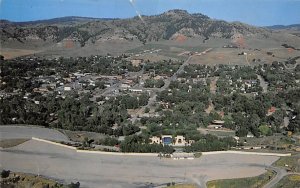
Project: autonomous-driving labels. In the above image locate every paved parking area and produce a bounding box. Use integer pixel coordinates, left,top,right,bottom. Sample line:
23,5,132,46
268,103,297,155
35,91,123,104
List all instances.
0,126,69,142
0,138,279,188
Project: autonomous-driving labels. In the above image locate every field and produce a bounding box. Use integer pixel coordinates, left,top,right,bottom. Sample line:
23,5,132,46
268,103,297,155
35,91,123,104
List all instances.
207,170,276,188
197,127,236,138
274,155,300,172
275,174,300,188
0,48,40,59
0,171,64,188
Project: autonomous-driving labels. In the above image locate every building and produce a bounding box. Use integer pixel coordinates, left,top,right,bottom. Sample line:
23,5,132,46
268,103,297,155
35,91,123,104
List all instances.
173,135,186,146
208,120,225,129
149,135,193,146
131,59,143,67
162,135,173,145
150,136,162,144
64,86,72,91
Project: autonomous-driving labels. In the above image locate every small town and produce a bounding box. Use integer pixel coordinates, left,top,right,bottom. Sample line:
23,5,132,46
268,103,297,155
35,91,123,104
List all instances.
1,1,300,188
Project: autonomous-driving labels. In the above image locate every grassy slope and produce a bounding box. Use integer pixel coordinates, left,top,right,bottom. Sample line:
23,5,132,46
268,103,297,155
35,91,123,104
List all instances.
206,170,276,188
274,155,300,172
275,174,300,188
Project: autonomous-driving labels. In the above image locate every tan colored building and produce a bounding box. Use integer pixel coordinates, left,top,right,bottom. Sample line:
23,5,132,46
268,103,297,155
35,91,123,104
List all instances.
174,135,186,146
150,136,162,144
149,135,194,146
131,59,143,67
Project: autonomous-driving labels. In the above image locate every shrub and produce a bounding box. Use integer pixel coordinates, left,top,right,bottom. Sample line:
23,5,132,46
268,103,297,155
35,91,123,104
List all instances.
1,170,10,178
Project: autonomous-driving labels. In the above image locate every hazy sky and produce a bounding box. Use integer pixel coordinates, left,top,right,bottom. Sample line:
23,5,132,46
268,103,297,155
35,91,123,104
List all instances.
0,0,300,26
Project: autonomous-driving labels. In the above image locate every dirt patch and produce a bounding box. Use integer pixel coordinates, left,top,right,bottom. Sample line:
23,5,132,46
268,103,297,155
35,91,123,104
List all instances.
0,48,40,59
209,77,218,94
0,139,29,148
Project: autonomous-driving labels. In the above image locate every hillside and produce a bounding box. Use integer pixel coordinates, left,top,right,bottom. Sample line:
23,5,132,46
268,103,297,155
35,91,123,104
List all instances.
266,24,300,31
2,9,299,59
0,10,267,47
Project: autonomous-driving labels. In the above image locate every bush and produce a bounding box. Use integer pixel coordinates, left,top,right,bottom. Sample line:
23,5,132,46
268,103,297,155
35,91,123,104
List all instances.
67,182,80,188
194,152,202,158
1,170,10,178
144,107,150,113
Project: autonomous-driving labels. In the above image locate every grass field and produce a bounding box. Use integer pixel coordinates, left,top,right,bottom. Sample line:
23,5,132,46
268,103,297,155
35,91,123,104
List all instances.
0,48,40,59
0,139,29,148
126,42,207,61
274,155,300,172
206,170,276,188
275,174,300,188
0,171,75,188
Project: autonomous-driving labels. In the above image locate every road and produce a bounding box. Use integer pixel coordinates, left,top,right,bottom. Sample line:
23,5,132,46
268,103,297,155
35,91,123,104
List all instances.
283,61,300,70
140,54,195,111
264,166,300,188
162,55,194,91
264,166,288,188
0,126,280,188
257,74,268,93
144,49,211,109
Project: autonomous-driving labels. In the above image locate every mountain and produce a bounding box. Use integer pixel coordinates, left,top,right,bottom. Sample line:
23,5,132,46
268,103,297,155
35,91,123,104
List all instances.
0,16,115,27
0,9,268,48
266,24,300,31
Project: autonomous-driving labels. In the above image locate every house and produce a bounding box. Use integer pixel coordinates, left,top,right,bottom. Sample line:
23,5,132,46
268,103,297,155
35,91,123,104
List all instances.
212,120,225,125
131,59,143,67
247,132,254,138
149,135,193,146
129,89,143,93
64,86,72,91
238,52,247,55
173,135,186,146
120,83,131,89
208,120,225,129
150,136,162,144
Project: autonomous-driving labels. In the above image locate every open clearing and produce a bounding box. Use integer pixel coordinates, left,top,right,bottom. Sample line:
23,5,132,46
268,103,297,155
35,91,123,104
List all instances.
275,174,300,188
0,48,40,59
0,126,280,188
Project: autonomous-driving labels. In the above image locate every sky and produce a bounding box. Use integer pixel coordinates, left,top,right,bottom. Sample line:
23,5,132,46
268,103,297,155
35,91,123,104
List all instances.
0,0,299,26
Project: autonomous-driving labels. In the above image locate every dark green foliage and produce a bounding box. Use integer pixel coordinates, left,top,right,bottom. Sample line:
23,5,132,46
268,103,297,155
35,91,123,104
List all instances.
97,137,120,146
67,182,80,188
1,170,10,178
144,60,182,76
144,79,165,88
120,135,174,153
185,135,237,152
117,93,149,109
258,62,300,91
